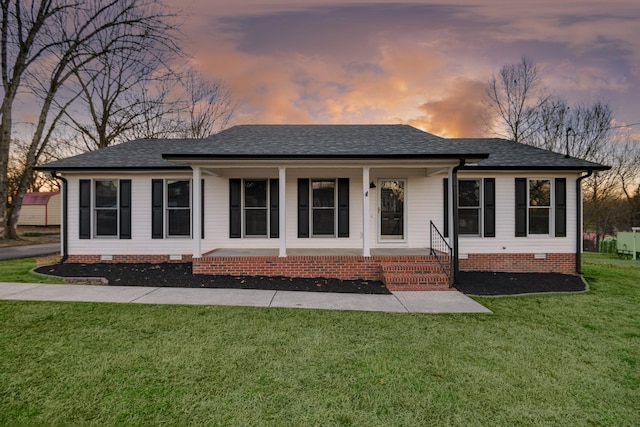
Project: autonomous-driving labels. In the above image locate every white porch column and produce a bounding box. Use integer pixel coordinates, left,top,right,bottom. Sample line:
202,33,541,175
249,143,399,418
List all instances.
362,166,371,257
279,167,287,257
192,166,202,258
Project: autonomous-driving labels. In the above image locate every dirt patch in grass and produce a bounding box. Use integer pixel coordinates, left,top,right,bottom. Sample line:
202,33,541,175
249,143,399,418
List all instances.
455,271,586,295
34,262,391,294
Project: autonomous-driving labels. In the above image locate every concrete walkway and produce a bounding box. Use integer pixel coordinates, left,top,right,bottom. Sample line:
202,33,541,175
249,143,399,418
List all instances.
0,282,491,314
0,243,59,261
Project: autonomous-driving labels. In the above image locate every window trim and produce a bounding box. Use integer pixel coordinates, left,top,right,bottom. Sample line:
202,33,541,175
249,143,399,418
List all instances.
243,179,270,238
93,179,119,238
310,178,338,238
458,179,482,237
165,179,192,238
527,178,553,237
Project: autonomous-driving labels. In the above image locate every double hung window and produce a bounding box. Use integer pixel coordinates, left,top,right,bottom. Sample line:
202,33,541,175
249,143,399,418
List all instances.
458,179,481,236
94,180,118,236
244,180,268,236
80,178,131,240
443,177,494,238
312,179,336,236
166,180,191,237
528,179,551,235
515,177,565,237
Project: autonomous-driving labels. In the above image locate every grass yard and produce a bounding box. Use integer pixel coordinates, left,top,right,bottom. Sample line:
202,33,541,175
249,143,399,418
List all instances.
0,226,60,247
0,256,638,425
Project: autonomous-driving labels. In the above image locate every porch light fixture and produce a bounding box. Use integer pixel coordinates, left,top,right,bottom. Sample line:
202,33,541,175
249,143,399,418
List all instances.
369,181,376,189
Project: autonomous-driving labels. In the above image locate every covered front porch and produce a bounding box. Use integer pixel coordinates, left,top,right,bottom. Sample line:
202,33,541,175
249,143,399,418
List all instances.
188,160,463,259
194,247,452,291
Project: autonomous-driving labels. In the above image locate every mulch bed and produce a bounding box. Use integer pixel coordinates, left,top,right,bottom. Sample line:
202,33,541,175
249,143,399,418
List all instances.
35,262,391,295
34,263,587,296
455,271,586,295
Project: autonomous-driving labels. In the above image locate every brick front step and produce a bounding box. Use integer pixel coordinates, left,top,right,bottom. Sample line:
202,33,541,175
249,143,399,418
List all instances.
380,260,451,290
382,272,449,286
386,282,453,291
380,262,444,274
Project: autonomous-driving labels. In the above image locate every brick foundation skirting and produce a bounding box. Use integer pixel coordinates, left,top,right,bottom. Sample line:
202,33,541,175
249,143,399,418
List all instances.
64,252,576,280
65,255,193,263
459,253,576,275
192,255,443,281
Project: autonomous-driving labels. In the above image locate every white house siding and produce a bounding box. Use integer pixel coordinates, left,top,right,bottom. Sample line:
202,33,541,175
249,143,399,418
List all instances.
456,171,580,255
204,167,364,250
63,169,583,257
66,173,194,256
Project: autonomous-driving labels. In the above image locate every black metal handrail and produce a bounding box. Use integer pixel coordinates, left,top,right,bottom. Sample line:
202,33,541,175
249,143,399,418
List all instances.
430,220,453,287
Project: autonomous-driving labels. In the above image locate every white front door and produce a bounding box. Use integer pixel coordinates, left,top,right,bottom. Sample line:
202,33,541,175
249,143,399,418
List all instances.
378,179,405,241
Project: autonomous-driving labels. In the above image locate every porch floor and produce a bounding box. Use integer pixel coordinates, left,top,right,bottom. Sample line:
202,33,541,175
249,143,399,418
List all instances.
203,248,433,257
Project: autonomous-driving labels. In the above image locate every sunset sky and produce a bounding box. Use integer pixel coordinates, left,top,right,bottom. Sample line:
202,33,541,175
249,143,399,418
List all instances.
174,0,640,139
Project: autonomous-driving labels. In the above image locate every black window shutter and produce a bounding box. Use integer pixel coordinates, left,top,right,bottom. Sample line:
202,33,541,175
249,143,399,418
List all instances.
201,179,205,239
555,178,567,237
229,179,241,238
337,178,349,237
443,178,449,238
79,179,91,239
515,178,527,237
483,178,496,237
298,178,309,238
151,179,164,239
270,179,279,238
119,180,132,239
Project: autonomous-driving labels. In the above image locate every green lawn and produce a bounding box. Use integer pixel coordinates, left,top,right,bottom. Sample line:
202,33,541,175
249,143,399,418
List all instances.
0,257,64,284
0,257,638,425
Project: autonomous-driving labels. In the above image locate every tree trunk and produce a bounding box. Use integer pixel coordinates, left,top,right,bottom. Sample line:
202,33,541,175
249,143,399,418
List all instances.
0,100,14,239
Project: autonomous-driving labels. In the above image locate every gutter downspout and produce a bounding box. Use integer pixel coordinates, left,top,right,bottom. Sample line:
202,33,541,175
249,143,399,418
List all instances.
51,171,68,263
576,170,593,274
452,159,466,284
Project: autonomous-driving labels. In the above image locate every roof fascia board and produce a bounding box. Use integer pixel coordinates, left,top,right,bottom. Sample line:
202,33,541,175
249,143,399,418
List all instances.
161,153,490,161
463,165,610,171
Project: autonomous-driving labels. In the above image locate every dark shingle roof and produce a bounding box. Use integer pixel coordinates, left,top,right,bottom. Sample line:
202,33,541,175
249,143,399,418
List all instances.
38,124,608,171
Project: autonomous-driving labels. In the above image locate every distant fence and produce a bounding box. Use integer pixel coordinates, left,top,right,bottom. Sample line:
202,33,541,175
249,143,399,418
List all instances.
599,237,617,254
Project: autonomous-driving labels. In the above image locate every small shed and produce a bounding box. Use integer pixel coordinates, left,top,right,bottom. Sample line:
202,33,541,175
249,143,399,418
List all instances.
17,192,61,226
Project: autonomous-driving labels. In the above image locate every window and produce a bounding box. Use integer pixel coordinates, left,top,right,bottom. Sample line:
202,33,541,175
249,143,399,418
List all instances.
458,179,480,235
94,180,118,236
167,180,191,236
244,180,268,236
515,177,565,238
312,179,336,236
297,178,348,238
443,178,494,238
80,179,131,240
528,179,551,235
229,179,278,239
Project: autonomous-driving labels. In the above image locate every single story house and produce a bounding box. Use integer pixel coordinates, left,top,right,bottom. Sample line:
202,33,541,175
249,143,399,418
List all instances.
38,125,608,290
17,191,61,226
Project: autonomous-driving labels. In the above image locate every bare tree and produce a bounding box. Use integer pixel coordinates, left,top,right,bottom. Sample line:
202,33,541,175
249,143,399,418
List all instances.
611,136,640,228
176,68,235,138
0,0,180,239
7,137,60,201
483,56,551,142
63,21,181,151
